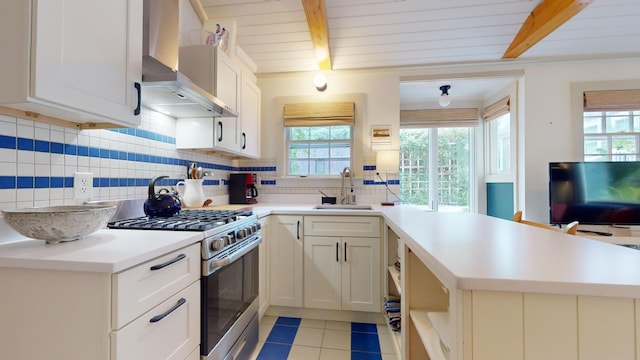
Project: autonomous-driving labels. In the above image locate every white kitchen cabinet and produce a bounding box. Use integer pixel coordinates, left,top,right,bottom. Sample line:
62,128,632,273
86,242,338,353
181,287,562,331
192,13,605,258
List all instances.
111,281,200,360
179,46,239,110
269,215,303,307
0,0,142,128
176,116,239,153
303,216,382,312
0,243,200,360
239,72,261,158
177,45,241,154
304,236,381,312
258,216,270,317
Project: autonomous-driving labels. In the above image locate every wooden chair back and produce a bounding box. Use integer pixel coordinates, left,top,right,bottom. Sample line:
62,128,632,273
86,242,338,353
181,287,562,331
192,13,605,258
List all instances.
513,211,579,235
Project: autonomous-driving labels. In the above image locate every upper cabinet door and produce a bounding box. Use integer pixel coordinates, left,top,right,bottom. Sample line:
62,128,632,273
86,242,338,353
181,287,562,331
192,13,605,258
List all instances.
31,0,142,126
240,74,260,158
214,49,240,111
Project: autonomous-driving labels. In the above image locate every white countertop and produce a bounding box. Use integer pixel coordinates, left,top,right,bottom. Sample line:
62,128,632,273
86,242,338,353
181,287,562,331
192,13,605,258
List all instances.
3,203,640,299
379,206,640,298
0,229,202,273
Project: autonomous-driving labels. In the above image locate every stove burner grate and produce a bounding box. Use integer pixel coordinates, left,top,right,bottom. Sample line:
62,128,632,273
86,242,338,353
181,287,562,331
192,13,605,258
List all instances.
107,209,253,231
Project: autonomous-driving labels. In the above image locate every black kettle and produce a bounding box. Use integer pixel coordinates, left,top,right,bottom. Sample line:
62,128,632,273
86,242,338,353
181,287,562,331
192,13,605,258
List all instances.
144,176,181,217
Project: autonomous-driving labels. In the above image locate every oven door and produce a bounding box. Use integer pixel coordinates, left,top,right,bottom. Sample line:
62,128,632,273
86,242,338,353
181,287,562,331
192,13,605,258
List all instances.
201,243,259,358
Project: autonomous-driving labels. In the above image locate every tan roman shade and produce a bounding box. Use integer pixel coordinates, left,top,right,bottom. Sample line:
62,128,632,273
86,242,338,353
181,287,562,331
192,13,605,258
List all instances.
400,108,479,128
583,90,640,111
483,96,510,121
284,102,355,127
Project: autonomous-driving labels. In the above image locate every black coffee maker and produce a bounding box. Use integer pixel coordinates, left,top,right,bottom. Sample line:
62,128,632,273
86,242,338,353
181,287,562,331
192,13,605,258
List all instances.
229,173,259,204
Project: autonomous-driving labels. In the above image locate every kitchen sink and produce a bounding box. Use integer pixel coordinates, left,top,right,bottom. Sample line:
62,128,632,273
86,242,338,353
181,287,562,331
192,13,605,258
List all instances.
313,204,373,210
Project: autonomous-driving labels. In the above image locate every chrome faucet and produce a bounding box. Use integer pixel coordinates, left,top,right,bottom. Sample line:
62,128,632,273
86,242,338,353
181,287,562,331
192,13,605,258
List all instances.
341,167,355,204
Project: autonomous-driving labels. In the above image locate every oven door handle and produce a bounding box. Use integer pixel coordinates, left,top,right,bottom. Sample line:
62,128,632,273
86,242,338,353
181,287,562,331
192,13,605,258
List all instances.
204,235,262,276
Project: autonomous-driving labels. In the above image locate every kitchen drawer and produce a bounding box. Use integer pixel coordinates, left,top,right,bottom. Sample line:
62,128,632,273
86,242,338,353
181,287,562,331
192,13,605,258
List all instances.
304,216,381,238
112,243,200,329
111,280,200,360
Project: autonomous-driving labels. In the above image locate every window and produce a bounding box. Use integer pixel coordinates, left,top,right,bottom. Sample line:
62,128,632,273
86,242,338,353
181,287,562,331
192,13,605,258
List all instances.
582,88,640,161
583,111,640,161
282,101,356,176
484,96,511,175
487,113,511,174
399,107,478,212
399,127,472,212
286,125,352,176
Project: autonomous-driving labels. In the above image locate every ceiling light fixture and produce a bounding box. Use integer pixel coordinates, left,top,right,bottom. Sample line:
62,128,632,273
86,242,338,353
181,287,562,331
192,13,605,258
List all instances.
438,85,451,107
314,73,327,92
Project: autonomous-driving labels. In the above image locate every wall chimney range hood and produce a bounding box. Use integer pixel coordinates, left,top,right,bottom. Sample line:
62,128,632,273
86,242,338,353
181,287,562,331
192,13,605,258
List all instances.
141,0,237,118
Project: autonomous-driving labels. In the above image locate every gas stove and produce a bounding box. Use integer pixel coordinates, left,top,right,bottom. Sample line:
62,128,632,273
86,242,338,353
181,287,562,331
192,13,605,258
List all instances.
107,209,254,231
107,208,261,264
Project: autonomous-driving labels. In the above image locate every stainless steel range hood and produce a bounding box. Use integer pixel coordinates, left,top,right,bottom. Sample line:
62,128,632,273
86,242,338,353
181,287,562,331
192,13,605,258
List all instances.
141,0,237,118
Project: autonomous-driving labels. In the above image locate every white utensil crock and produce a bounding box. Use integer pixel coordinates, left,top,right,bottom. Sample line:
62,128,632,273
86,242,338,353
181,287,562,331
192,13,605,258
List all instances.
176,179,205,208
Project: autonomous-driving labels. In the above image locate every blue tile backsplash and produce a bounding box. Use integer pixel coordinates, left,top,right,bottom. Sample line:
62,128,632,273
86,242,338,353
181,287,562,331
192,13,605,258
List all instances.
0,109,243,209
0,108,395,209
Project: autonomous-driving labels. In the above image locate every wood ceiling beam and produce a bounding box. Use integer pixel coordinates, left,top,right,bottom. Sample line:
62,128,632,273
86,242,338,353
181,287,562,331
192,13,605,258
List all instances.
503,0,592,59
301,0,332,70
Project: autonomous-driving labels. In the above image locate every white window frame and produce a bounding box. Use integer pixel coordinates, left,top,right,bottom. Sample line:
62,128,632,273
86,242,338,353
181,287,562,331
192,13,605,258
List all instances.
284,125,353,176
583,111,640,161
274,93,364,179
571,80,640,159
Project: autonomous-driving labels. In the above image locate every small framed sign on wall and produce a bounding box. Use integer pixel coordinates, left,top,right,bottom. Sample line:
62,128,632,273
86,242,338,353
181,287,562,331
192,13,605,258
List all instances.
371,125,392,151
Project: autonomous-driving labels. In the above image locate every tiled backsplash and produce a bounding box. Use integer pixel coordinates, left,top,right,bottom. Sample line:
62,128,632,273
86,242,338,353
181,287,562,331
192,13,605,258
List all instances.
0,108,396,210
0,109,236,209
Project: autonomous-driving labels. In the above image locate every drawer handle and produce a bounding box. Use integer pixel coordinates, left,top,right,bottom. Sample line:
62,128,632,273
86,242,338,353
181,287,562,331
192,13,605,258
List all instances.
150,253,186,270
149,298,186,323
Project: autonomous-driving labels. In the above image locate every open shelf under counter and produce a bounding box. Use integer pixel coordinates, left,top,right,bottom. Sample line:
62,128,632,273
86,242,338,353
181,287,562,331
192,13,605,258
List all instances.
409,310,450,360
388,265,401,293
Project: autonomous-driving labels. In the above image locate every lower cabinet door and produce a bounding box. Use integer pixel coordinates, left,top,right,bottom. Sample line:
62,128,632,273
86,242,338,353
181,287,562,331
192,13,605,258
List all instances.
111,281,200,360
304,236,342,310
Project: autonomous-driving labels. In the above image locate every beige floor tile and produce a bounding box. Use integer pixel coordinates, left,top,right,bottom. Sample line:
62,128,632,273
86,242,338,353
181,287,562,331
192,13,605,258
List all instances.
293,327,324,347
259,323,275,342
378,332,396,354
319,348,351,360
324,320,351,331
376,323,390,334
382,353,400,360
260,315,278,327
300,318,326,329
321,329,350,350
288,345,321,360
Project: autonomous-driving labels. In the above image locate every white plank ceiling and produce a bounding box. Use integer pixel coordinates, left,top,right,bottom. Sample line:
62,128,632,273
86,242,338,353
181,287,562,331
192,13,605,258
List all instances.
199,0,640,103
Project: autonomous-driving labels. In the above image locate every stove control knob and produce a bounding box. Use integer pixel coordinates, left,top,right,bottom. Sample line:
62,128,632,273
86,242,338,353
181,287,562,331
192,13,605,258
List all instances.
210,238,225,251
252,224,259,232
224,234,234,245
237,229,247,240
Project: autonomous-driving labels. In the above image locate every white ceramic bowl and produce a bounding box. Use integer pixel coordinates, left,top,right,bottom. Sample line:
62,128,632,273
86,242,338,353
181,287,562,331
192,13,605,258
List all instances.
2,205,117,243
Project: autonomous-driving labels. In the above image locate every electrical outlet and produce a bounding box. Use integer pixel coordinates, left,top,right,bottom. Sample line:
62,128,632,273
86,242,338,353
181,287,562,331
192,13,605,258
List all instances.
73,172,93,200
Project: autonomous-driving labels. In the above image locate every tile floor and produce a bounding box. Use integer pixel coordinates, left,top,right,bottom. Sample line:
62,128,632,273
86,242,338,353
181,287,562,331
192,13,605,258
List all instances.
249,315,399,360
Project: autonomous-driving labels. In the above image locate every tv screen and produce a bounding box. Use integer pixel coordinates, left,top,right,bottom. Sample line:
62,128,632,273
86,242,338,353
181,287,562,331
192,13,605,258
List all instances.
549,161,640,225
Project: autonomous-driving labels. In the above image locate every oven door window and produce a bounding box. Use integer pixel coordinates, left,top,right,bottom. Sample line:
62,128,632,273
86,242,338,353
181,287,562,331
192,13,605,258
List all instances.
202,246,259,353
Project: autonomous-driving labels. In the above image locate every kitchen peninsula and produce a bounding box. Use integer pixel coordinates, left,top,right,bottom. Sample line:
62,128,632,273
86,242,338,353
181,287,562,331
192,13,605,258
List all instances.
2,204,640,360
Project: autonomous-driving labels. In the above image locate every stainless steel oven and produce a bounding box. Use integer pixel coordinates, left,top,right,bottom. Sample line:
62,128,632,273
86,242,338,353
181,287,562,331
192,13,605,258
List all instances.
107,207,261,360
201,217,261,360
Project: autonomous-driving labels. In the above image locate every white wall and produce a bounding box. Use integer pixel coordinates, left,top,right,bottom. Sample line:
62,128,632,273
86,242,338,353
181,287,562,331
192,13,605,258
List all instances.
257,57,640,219
521,59,640,222
258,71,401,160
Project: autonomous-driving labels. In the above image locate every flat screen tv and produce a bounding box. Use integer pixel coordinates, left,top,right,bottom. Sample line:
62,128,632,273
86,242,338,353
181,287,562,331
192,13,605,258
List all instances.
549,161,640,225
